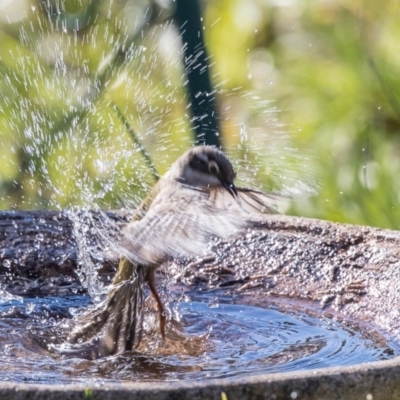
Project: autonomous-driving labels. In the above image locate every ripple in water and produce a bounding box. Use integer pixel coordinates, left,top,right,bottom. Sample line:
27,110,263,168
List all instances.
0,293,397,384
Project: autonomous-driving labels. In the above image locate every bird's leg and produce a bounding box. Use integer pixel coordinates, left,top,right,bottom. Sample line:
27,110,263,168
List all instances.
145,269,166,338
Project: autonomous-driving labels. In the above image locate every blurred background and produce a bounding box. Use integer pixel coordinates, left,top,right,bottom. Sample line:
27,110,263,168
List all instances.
0,0,399,229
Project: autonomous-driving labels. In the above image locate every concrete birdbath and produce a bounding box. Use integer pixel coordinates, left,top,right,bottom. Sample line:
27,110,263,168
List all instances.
0,210,400,399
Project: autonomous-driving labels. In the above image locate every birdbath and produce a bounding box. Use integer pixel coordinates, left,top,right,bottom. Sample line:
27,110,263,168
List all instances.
0,210,400,399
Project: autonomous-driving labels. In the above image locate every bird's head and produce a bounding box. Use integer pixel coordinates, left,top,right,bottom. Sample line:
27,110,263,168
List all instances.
167,146,238,197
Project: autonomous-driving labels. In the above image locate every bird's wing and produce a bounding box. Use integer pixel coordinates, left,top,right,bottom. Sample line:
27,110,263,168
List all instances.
121,186,254,265
235,187,281,214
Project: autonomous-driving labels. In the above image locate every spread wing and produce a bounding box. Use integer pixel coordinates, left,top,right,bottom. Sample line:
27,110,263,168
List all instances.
121,184,278,266
236,187,281,214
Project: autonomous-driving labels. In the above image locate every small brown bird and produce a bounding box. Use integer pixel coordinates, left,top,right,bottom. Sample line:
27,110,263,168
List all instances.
68,146,277,357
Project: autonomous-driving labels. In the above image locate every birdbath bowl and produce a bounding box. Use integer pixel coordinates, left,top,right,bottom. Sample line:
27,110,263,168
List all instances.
1,211,400,399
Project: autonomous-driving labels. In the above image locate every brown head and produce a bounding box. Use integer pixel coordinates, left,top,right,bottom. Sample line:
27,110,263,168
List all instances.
165,146,237,197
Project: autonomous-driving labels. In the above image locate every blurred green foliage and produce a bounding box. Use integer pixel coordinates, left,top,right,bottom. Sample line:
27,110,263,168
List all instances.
0,0,399,229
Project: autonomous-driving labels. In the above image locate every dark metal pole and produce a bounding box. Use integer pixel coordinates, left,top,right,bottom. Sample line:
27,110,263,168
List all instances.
174,0,221,148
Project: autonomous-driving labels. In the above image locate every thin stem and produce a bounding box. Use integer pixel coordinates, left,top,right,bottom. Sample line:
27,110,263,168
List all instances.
110,101,159,181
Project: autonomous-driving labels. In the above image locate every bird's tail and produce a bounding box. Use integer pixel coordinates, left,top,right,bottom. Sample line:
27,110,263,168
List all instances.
66,258,145,357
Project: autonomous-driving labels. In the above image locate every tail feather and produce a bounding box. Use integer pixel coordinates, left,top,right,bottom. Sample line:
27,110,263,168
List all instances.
66,262,145,357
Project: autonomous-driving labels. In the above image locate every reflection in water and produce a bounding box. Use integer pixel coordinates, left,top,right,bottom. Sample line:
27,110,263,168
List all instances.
0,293,397,384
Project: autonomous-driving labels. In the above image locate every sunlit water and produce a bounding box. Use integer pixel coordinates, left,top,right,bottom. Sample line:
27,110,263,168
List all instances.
0,292,396,384
0,0,389,387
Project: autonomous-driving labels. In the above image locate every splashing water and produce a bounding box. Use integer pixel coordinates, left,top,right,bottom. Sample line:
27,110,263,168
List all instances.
0,0,316,213
0,292,397,384
0,0,329,381
66,208,111,302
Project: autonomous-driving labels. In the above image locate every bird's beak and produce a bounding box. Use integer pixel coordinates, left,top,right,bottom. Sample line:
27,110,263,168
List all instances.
222,180,238,198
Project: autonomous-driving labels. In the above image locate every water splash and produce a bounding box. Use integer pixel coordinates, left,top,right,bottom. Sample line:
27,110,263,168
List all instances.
0,0,317,213
0,289,22,304
0,0,320,366
0,293,396,383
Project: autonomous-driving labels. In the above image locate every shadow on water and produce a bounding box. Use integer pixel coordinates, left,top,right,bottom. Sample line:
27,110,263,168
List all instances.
0,290,397,384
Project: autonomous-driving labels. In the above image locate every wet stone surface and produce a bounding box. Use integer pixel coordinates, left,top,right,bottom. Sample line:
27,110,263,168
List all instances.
170,216,400,344
0,210,127,296
0,210,400,343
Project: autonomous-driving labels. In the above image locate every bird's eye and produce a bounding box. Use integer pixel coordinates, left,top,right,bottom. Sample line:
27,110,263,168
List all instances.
208,160,219,175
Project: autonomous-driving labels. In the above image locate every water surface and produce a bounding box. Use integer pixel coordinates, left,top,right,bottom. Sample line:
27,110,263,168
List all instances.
0,292,396,384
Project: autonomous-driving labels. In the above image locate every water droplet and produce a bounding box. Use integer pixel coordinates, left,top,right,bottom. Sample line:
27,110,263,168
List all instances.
240,123,248,143
26,303,35,314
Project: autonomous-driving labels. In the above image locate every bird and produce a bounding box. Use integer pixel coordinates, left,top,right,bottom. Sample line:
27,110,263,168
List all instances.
67,145,278,357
